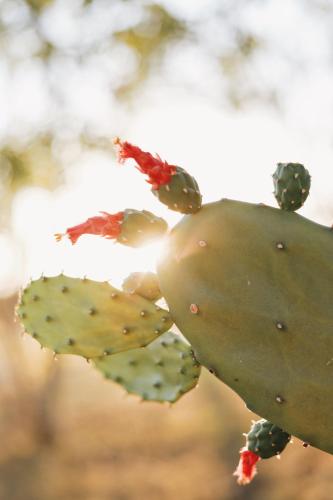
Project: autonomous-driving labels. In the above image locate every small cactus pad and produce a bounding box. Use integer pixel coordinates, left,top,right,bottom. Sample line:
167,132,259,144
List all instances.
115,138,202,214
122,272,162,301
158,199,333,455
273,162,311,211
247,419,291,459
17,275,173,358
93,331,201,403
56,209,168,247
119,209,168,247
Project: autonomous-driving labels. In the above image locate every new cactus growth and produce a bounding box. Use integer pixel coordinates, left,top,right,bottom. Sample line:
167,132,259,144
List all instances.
273,162,311,211
234,419,291,485
56,208,168,247
114,138,202,214
17,137,332,486
94,331,201,403
122,272,162,301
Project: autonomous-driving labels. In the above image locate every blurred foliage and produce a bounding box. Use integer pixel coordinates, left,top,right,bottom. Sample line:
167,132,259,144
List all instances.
115,4,186,98
0,136,62,226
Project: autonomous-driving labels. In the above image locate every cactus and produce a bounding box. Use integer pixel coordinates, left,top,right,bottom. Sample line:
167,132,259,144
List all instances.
94,331,201,403
122,272,162,301
114,138,202,214
17,138,333,485
273,162,311,211
234,419,291,485
56,208,168,247
18,275,173,358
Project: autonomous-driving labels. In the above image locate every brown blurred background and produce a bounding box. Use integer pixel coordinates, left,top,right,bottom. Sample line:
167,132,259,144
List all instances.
1,0,333,499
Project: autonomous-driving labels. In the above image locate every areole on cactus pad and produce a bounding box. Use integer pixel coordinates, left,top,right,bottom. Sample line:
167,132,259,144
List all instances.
17,138,333,486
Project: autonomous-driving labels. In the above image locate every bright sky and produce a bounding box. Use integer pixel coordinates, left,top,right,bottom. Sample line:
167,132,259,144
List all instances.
1,0,333,296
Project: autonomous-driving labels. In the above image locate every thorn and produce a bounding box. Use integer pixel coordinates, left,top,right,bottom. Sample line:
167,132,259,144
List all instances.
61,286,68,293
276,242,285,250
173,203,178,208
275,395,284,404
276,321,285,330
165,185,170,192
67,338,75,346
302,442,309,448
32,295,39,301
140,310,146,317
88,307,96,315
161,316,168,322
122,328,129,335
45,315,52,322
182,187,189,194
111,292,118,299
198,240,207,247
154,329,161,335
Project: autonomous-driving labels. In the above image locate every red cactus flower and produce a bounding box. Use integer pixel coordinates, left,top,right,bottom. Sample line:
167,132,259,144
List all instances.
55,211,124,244
233,448,260,485
114,137,177,190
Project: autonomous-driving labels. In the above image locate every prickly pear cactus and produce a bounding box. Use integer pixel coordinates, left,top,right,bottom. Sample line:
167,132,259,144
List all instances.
114,138,202,213
18,275,173,358
157,199,333,455
122,272,162,302
94,331,201,403
234,419,291,485
56,208,168,247
16,137,333,486
273,162,311,211
246,419,291,459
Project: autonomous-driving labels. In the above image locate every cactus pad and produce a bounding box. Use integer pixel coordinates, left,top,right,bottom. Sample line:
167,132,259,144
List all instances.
17,275,173,358
158,199,333,454
273,162,311,211
122,272,162,301
93,331,201,403
246,419,291,459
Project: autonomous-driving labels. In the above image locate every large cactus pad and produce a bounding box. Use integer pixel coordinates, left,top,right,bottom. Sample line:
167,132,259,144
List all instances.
158,199,333,454
17,275,173,358
94,331,201,403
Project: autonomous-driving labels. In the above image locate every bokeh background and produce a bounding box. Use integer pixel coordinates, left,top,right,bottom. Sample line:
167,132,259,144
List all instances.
1,0,333,498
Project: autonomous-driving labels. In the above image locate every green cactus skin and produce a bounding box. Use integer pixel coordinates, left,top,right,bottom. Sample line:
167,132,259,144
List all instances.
154,167,202,214
122,272,162,301
273,163,311,211
93,331,201,403
157,199,333,455
17,275,173,358
118,209,168,247
246,419,291,459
